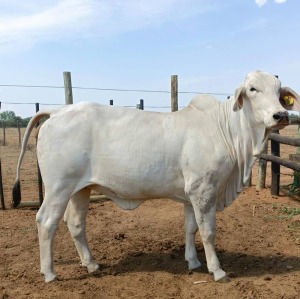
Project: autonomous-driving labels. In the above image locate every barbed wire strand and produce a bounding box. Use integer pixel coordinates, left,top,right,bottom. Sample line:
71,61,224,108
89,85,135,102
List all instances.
0,84,230,96
0,84,231,110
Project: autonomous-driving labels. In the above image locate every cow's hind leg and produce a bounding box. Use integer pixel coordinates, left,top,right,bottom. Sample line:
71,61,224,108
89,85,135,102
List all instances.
36,189,71,283
184,203,201,270
63,188,99,274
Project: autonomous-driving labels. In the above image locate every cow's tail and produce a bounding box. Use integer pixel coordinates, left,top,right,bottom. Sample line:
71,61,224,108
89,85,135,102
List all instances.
12,111,52,208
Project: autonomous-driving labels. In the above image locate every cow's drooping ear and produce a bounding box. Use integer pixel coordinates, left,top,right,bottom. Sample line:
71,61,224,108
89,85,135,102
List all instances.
280,87,300,112
233,84,245,112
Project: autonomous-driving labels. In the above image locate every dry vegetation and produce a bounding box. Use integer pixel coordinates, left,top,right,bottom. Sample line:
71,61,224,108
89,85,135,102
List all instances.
1,126,300,299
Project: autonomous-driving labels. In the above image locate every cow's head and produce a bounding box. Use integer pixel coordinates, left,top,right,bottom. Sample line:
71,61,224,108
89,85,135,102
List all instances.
233,71,300,130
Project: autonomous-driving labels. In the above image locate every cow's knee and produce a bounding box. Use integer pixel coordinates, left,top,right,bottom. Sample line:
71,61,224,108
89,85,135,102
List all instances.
67,222,86,240
36,210,59,239
200,228,215,244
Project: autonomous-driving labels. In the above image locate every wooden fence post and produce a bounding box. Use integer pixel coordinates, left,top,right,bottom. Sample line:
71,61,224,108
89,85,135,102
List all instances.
0,101,5,210
63,71,73,105
136,99,144,110
271,130,280,195
171,75,178,112
139,99,144,110
2,121,5,146
17,120,21,148
256,142,268,190
0,159,5,210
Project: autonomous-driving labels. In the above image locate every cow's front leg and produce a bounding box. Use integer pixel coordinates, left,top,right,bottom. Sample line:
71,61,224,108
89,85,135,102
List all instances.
195,206,227,281
194,205,227,281
64,188,99,274
184,203,201,270
188,189,227,282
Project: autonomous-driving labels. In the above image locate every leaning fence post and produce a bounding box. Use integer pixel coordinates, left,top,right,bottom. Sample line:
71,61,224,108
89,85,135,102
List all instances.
63,71,73,105
271,130,280,195
297,125,300,154
256,142,268,190
35,103,44,206
171,75,178,112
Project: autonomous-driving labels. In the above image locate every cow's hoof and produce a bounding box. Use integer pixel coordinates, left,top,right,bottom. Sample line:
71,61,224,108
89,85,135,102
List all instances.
44,272,58,283
218,276,230,283
213,270,229,282
87,263,100,274
187,260,202,271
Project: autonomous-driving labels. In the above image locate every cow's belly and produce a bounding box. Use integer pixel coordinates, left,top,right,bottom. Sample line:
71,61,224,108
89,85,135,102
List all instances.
88,155,187,210
89,179,187,210
90,168,186,197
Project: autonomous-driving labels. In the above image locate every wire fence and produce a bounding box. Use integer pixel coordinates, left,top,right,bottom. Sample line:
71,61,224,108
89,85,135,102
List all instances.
0,82,232,118
0,83,230,96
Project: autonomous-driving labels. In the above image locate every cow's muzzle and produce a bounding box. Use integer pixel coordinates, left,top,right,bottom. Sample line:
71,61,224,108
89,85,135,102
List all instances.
273,111,289,123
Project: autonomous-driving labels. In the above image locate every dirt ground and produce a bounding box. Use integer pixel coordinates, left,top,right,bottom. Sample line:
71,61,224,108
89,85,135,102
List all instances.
1,126,300,299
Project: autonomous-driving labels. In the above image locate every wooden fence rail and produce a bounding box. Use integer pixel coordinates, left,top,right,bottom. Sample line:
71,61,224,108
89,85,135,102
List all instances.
269,132,300,147
259,153,300,172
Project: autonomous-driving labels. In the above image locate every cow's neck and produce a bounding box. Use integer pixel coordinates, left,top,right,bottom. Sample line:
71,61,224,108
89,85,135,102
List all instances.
223,98,268,174
216,99,268,210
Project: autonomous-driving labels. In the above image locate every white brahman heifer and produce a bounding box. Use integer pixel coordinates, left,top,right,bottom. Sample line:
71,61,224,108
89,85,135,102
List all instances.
13,71,300,283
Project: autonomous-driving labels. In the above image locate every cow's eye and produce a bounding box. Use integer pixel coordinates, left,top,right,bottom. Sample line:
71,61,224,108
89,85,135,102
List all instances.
250,87,257,92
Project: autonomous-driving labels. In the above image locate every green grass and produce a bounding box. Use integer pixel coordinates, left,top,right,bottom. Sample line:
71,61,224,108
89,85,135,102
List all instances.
268,203,300,244
281,206,300,219
266,203,300,221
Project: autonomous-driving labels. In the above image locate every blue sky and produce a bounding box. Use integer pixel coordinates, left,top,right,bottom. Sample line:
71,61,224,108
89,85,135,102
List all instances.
0,0,299,117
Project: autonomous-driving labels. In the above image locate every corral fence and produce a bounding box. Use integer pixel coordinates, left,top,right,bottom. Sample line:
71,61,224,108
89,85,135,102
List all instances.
1,72,300,210
257,124,300,195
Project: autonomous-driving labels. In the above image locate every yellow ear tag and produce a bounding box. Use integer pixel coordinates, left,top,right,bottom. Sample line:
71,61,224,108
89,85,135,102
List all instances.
283,95,294,106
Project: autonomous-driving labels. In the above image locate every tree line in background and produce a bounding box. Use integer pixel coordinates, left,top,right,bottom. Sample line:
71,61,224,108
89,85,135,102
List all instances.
0,111,31,127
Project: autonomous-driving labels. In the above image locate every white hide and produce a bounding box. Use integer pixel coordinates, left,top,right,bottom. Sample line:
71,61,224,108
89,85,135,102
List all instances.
13,71,300,283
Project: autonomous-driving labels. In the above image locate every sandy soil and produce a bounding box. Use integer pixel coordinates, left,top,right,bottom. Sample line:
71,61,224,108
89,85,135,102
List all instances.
1,126,300,299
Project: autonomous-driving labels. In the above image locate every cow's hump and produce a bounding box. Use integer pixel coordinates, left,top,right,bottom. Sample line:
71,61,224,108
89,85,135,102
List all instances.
188,95,218,112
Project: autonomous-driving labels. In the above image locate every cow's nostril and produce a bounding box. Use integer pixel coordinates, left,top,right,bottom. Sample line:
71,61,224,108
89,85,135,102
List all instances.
273,113,282,120
273,112,288,122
